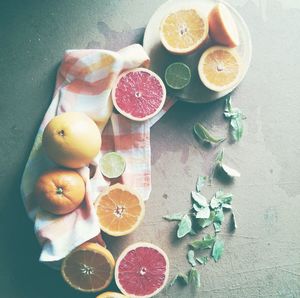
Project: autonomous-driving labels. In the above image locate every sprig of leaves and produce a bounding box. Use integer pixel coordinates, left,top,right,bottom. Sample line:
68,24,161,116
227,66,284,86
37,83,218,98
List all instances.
224,96,246,142
194,122,225,144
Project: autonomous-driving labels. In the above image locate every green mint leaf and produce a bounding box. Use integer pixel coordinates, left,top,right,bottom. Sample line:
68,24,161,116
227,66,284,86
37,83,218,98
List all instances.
177,215,192,238
169,274,179,287
197,210,215,228
213,208,224,233
221,163,241,178
169,273,189,287
163,212,185,221
187,250,196,267
188,268,201,288
218,193,233,205
224,96,232,115
210,191,223,209
195,207,210,219
215,149,224,165
231,212,237,230
212,239,224,262
213,222,222,233
192,191,209,208
194,122,225,144
189,234,216,250
196,176,206,192
196,256,208,265
189,228,197,236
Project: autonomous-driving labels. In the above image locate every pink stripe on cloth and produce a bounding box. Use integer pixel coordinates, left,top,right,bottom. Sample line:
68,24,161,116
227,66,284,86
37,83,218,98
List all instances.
20,44,175,264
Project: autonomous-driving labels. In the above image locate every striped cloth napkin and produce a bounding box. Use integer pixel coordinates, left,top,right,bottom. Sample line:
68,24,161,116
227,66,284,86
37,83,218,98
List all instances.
20,44,174,264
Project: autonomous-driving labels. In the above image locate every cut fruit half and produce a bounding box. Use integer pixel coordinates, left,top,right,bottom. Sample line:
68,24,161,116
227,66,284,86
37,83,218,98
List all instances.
112,68,166,121
100,152,126,179
61,242,115,292
198,46,241,92
95,183,145,236
96,292,128,298
164,62,191,90
160,8,209,54
115,242,169,298
209,3,240,48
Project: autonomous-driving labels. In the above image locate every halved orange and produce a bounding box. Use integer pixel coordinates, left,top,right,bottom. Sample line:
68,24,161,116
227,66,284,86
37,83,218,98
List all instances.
198,46,241,92
96,292,128,298
61,242,115,292
95,183,145,236
160,8,208,54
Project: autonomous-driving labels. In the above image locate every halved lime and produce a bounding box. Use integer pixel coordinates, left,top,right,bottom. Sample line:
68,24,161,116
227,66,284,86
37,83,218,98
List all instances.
100,152,126,179
164,62,191,90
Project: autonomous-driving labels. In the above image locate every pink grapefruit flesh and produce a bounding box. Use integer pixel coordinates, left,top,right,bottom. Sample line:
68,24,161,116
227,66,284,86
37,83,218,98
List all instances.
112,68,166,121
115,242,169,298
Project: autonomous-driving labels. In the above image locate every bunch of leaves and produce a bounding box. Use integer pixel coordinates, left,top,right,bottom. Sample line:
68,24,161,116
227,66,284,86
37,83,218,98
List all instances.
224,96,246,142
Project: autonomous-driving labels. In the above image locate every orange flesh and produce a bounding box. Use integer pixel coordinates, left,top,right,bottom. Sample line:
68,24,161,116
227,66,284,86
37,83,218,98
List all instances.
203,50,239,86
97,188,142,233
162,9,206,49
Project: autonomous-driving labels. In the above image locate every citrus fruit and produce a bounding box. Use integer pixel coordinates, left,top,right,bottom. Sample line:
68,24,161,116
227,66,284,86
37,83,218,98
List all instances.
35,169,85,215
61,242,115,292
96,292,128,298
95,183,145,236
42,112,101,169
164,62,191,90
198,46,241,92
209,3,240,48
100,152,126,179
112,68,166,121
115,242,169,298
160,8,209,54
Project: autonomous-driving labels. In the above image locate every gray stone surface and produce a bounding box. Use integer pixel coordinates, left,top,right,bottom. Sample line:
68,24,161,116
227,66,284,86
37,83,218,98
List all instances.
0,0,299,297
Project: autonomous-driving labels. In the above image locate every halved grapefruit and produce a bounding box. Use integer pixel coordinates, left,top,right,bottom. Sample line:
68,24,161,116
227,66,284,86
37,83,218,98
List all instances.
115,242,169,298
112,68,166,121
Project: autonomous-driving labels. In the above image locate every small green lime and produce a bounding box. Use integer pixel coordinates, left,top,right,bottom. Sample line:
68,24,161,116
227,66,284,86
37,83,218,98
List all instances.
100,152,126,179
164,62,191,90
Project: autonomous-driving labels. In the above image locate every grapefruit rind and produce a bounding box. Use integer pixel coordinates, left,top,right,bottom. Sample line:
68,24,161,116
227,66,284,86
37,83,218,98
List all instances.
115,242,170,298
95,183,145,237
111,68,166,122
198,46,242,92
96,292,128,298
61,242,115,293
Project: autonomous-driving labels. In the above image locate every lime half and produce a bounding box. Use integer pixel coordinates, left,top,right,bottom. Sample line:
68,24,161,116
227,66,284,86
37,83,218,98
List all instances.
164,62,191,90
100,152,126,179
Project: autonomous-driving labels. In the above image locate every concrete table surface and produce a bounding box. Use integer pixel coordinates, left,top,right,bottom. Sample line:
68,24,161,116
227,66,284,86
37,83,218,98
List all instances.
1,0,300,297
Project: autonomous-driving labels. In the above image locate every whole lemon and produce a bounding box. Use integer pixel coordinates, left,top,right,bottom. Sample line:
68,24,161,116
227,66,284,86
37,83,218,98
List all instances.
42,112,101,168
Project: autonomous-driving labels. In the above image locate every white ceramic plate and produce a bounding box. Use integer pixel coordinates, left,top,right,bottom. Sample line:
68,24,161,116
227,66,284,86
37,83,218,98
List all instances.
143,0,252,103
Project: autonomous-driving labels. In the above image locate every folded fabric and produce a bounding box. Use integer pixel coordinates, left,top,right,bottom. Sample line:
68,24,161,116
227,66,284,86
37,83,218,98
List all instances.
20,44,174,264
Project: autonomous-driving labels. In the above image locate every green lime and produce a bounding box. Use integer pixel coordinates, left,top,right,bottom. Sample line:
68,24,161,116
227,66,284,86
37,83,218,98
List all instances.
164,62,191,90
100,152,126,179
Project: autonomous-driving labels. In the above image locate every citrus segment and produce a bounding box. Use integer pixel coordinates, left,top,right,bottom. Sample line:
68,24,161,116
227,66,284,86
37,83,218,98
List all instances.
95,183,145,236
164,62,191,90
112,68,166,121
61,242,115,292
198,46,241,92
35,169,85,215
209,3,240,48
96,292,128,298
160,9,208,54
115,242,169,298
100,152,126,179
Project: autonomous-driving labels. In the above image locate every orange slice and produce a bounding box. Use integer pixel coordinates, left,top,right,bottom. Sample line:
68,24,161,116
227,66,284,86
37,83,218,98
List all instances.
209,3,240,48
160,8,208,54
198,46,241,92
95,183,145,236
61,242,115,292
96,292,128,298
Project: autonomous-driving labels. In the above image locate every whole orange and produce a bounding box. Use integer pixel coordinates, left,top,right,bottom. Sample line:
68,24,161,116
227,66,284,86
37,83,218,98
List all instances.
42,112,101,169
35,169,85,215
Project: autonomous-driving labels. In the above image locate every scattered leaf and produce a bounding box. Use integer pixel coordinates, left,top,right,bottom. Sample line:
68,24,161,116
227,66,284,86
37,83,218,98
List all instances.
194,122,225,144
177,215,192,238
187,250,196,267
210,193,222,209
221,164,241,178
169,273,189,287
163,213,185,221
188,268,201,288
196,176,206,192
213,208,224,233
195,207,210,219
212,239,224,262
191,191,208,207
169,274,179,287
189,234,216,250
197,210,215,229
196,256,208,265
231,212,237,230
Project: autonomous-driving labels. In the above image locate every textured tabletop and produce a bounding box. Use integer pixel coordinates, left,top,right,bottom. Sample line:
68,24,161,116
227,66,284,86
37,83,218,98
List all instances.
0,0,299,297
